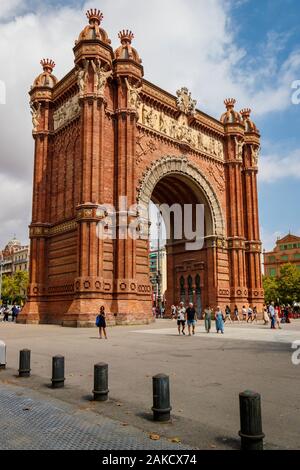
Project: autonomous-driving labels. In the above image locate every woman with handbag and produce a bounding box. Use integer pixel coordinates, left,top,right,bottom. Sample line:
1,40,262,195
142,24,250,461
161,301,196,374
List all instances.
96,306,108,339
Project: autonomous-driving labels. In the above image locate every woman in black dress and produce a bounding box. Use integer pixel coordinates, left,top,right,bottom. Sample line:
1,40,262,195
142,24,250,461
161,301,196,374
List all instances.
97,306,107,339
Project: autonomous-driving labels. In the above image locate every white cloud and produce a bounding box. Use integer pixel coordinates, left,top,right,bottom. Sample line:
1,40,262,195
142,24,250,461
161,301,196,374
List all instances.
0,0,23,19
0,0,300,247
259,149,300,183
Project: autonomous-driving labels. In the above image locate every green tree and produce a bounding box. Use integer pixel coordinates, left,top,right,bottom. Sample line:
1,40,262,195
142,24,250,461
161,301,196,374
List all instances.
263,275,279,304
277,263,300,305
1,271,29,304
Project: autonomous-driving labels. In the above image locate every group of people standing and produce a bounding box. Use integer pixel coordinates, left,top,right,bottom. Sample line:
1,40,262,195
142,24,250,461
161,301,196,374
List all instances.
170,301,291,335
0,304,21,322
171,303,226,335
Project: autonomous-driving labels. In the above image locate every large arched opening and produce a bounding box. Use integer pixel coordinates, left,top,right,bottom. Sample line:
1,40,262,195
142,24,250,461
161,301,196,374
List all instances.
138,156,225,318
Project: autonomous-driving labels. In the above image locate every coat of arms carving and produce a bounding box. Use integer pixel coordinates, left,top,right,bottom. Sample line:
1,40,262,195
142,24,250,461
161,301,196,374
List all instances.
176,87,197,116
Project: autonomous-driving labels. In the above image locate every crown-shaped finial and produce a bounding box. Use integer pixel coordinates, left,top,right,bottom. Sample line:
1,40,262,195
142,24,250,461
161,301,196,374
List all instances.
40,59,55,73
118,29,134,44
240,108,252,119
86,9,103,25
224,98,236,110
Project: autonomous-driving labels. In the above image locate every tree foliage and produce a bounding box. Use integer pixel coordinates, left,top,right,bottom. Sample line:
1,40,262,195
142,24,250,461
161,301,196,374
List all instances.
1,271,29,304
263,263,300,305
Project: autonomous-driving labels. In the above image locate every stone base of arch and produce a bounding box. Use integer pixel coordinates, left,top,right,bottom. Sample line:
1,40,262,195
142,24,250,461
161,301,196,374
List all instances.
18,295,154,327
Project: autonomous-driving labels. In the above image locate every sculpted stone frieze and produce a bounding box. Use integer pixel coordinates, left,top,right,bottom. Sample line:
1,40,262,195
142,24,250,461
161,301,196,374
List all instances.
176,87,197,116
53,95,81,131
137,103,224,160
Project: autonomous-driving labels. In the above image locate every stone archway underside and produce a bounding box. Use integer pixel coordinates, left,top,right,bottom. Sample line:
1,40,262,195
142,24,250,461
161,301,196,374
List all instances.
137,156,225,238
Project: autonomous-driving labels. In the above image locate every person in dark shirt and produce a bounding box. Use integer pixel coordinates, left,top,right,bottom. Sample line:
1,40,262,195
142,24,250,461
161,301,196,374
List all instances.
186,303,197,336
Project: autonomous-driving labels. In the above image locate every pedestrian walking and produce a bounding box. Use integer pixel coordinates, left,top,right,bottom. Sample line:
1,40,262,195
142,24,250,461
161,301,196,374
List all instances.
171,305,177,320
186,303,197,336
215,306,225,334
155,306,159,319
224,305,232,323
96,306,108,339
283,305,291,324
252,306,258,323
263,304,270,325
233,305,240,323
177,302,186,336
275,306,282,329
11,304,19,322
269,302,276,329
247,306,253,323
3,306,9,322
242,305,247,322
204,306,212,333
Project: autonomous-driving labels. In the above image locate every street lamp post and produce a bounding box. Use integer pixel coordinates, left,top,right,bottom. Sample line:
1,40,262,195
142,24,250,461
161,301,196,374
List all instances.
157,212,162,313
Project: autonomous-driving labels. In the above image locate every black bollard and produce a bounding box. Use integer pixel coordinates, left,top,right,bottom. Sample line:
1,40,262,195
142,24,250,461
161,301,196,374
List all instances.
51,355,65,389
239,390,265,450
19,349,31,377
152,374,172,422
93,363,109,401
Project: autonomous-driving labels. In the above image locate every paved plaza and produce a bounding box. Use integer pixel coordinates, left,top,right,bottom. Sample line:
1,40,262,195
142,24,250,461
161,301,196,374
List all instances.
0,319,300,450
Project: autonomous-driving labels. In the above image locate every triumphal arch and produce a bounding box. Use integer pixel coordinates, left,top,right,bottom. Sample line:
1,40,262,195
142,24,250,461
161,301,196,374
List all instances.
19,9,264,326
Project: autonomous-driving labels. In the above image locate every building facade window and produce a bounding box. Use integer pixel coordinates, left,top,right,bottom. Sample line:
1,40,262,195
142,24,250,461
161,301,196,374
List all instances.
269,268,276,277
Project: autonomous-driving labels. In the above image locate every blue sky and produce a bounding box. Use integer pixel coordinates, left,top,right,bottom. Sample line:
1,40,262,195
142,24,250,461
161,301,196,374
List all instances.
230,0,300,246
0,0,299,251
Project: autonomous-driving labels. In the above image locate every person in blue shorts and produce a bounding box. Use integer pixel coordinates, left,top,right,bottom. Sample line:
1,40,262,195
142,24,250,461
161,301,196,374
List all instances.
186,302,197,336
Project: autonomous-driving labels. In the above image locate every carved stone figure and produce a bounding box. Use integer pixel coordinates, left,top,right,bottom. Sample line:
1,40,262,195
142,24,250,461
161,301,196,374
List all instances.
251,146,260,166
176,87,197,116
159,112,168,134
30,102,41,132
76,60,89,97
235,137,244,161
125,78,142,110
143,105,156,128
91,59,112,96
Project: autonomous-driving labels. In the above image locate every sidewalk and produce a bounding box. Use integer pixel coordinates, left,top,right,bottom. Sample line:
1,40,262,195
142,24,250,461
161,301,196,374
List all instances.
0,383,191,450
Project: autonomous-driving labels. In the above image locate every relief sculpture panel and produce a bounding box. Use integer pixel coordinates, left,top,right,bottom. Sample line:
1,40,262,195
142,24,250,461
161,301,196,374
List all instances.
137,102,224,161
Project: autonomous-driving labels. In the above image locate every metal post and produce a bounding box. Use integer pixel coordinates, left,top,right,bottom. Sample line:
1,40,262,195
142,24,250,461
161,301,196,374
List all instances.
0,340,6,369
51,355,65,388
152,374,172,422
19,349,31,377
239,390,265,450
93,363,109,401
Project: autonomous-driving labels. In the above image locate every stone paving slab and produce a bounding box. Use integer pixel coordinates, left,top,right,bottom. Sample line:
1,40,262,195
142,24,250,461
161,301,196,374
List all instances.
131,325,300,344
0,384,192,450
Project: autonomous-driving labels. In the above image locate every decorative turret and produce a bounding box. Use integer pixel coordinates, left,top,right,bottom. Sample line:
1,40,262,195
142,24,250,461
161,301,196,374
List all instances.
74,9,114,68
220,98,243,125
32,59,58,89
115,30,142,64
114,29,143,82
76,9,111,45
240,108,259,134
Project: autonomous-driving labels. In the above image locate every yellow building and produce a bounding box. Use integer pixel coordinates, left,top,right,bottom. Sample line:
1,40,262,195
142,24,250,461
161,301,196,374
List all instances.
263,234,300,277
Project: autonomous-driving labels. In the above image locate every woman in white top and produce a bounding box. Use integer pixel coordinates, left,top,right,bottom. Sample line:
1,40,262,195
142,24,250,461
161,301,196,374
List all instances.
177,302,186,335
242,306,247,322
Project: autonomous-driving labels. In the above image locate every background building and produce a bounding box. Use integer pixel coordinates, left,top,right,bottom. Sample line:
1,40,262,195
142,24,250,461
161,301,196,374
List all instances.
149,248,167,307
0,237,30,276
264,234,300,277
